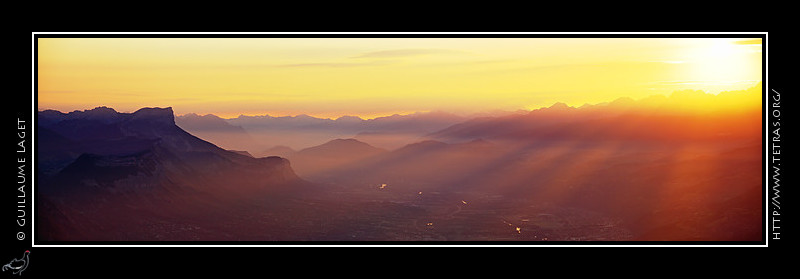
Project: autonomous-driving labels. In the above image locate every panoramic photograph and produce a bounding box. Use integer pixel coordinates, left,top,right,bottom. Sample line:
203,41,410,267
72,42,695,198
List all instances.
35,37,763,243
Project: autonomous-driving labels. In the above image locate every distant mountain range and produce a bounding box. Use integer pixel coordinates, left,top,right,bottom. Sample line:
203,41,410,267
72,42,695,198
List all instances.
175,84,762,155
37,107,308,241
177,110,470,153
224,110,467,134
174,113,258,152
429,85,762,143
248,85,763,241
36,84,763,241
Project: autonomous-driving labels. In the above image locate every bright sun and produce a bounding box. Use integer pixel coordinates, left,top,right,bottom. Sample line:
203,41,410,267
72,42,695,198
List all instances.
686,39,756,89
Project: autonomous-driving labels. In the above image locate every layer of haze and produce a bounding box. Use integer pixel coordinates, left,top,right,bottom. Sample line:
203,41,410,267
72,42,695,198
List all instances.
36,36,765,242
37,37,762,119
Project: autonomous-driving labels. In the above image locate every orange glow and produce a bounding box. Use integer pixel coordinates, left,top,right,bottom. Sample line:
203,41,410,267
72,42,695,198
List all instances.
37,38,761,118
36,36,763,242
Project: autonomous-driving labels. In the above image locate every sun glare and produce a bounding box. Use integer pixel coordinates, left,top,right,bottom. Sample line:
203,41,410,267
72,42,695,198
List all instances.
37,38,762,118
685,39,759,91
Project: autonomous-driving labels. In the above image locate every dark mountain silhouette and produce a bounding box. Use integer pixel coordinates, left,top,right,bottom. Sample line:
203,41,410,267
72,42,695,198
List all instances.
37,107,308,241
228,150,255,157
35,84,762,242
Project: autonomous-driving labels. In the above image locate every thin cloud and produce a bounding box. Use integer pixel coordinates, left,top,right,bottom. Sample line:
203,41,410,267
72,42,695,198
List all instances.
277,60,391,68
39,90,76,94
649,61,685,64
735,39,762,45
471,61,652,76
652,80,760,86
279,62,369,68
351,48,466,59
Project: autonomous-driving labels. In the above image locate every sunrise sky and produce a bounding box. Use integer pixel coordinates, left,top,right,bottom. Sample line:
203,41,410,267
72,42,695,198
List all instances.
36,37,763,119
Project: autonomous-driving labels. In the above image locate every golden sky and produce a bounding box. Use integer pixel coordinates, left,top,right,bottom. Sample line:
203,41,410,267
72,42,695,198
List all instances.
37,37,762,119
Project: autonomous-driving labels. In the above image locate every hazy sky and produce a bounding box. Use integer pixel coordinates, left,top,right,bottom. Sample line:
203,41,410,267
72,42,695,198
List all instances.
37,37,762,119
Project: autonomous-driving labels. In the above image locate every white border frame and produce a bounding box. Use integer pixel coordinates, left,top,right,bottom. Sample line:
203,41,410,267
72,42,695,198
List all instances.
30,31,770,248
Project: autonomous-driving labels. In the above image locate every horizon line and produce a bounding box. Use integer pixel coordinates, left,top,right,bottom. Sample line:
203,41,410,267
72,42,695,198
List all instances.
36,81,762,120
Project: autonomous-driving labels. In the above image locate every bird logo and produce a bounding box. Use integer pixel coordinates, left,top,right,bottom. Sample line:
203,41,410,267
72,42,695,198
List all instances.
2,250,29,276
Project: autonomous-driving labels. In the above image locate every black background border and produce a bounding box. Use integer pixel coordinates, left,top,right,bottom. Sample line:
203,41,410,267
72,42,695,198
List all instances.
4,30,790,276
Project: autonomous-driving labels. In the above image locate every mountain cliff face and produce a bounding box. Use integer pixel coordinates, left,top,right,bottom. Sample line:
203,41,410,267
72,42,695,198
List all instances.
39,107,302,194
37,107,308,241
35,96,762,241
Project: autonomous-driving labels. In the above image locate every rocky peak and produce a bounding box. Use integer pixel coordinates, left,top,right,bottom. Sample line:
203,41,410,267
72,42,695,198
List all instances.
130,107,175,126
